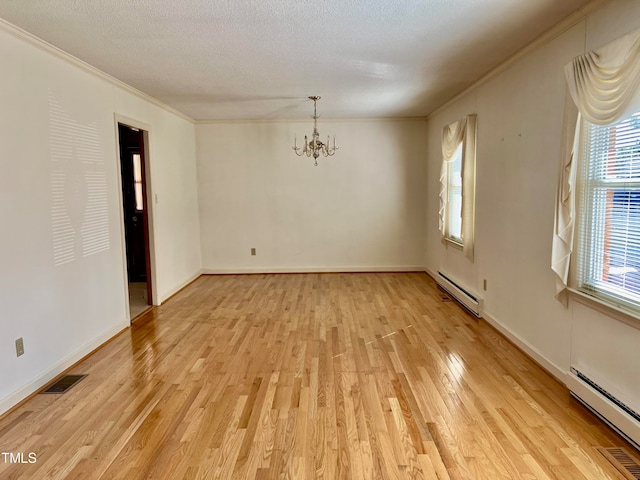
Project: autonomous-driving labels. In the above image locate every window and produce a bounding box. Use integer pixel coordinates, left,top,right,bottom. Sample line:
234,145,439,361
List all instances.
577,111,640,310
445,143,463,243
133,153,144,211
439,114,476,260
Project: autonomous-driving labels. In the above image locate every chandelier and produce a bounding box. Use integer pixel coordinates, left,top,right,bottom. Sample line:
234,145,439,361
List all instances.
292,96,338,166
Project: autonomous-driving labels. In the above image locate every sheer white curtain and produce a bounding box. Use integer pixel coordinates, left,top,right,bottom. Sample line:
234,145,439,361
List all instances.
439,114,477,261
552,27,640,305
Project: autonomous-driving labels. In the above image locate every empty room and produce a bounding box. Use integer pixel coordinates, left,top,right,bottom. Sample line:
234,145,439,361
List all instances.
1,0,640,478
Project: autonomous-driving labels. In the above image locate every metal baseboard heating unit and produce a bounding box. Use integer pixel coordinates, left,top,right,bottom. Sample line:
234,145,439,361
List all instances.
568,368,640,451
436,271,483,317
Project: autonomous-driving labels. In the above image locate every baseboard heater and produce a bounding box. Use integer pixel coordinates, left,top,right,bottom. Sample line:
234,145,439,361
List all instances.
568,368,640,451
436,271,482,317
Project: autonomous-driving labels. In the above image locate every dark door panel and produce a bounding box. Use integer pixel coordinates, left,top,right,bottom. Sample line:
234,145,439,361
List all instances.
119,124,148,283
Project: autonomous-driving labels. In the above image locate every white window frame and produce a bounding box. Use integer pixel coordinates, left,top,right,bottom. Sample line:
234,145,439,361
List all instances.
575,110,640,314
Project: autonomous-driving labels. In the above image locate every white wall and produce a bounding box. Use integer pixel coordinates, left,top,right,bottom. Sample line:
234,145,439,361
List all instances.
0,22,201,414
114,94,202,301
425,0,640,385
197,120,427,272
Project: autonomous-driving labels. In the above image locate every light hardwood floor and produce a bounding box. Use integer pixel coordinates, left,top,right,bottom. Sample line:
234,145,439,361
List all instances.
0,273,635,479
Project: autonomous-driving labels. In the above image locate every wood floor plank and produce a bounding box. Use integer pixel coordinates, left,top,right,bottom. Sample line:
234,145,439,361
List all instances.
0,273,634,479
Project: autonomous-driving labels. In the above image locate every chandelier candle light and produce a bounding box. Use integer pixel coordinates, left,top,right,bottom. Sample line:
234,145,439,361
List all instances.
293,96,338,166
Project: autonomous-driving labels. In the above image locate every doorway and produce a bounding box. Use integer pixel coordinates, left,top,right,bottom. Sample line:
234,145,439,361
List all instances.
118,123,152,320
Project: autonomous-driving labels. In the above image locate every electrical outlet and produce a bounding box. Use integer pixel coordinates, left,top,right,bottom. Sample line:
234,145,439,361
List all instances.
15,337,24,357
483,279,487,291
251,248,256,256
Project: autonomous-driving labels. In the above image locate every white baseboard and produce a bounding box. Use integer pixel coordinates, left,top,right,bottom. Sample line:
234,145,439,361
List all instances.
566,371,640,449
479,309,567,384
0,321,129,417
424,268,566,383
158,271,203,304
202,265,427,274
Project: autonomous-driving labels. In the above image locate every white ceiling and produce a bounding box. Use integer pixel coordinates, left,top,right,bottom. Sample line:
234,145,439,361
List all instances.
0,0,592,120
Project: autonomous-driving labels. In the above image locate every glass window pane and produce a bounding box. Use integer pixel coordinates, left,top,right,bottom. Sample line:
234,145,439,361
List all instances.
133,153,144,211
447,144,463,242
133,154,142,182
579,111,640,309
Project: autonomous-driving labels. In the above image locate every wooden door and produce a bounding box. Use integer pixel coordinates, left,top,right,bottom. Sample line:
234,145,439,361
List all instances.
118,124,149,284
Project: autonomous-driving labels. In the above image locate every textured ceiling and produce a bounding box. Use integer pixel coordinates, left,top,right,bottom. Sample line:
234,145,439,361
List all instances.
0,0,592,120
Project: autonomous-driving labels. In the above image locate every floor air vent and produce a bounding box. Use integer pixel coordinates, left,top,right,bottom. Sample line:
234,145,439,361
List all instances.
597,447,640,480
41,374,87,394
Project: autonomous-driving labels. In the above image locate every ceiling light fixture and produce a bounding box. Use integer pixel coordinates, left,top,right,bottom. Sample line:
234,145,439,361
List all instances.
293,96,338,166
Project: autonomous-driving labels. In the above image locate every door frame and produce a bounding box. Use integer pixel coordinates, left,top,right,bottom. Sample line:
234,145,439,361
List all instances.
114,114,158,320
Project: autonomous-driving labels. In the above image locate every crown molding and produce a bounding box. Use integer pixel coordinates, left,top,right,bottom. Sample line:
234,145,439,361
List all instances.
1,0,611,127
195,116,428,125
0,17,195,124
427,0,613,119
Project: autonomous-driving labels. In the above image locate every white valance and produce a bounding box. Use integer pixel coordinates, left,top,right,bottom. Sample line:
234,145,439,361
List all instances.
552,27,640,305
565,27,640,125
441,117,469,161
439,114,477,261
438,119,464,235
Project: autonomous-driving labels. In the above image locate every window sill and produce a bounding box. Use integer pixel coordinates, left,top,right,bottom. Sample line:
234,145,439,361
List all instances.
567,288,640,331
445,238,464,250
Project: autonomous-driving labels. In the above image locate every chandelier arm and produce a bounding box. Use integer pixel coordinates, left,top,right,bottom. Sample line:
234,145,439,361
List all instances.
292,136,303,156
